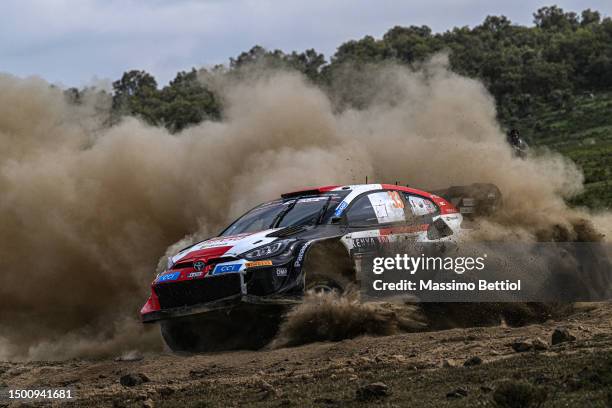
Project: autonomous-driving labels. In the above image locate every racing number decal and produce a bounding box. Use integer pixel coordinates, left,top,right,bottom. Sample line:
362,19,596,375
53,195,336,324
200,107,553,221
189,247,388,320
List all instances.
388,191,404,209
367,192,406,223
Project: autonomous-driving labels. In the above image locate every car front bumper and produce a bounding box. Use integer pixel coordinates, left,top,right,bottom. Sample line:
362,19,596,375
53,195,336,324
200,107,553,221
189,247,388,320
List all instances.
141,259,304,323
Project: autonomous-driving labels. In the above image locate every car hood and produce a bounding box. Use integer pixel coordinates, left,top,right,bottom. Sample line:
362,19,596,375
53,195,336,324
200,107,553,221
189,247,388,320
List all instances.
170,229,281,264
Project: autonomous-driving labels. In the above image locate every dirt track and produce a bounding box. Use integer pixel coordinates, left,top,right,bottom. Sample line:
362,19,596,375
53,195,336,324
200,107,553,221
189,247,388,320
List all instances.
2,303,612,407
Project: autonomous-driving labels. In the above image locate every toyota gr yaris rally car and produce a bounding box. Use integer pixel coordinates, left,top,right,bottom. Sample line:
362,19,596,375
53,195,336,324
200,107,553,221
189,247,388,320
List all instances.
141,183,500,352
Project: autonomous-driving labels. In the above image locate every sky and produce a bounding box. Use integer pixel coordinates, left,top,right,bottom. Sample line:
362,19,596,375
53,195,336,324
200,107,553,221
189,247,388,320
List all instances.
1,0,611,87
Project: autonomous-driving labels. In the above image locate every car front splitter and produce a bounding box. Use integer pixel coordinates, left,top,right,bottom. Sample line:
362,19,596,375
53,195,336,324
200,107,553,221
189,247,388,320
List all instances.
141,294,302,323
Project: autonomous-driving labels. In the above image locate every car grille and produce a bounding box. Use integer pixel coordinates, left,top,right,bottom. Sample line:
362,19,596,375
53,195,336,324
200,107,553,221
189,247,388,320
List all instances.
154,274,241,309
172,261,194,270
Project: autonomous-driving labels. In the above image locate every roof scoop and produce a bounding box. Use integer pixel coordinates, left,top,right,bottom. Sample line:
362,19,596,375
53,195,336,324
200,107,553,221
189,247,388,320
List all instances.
266,225,306,237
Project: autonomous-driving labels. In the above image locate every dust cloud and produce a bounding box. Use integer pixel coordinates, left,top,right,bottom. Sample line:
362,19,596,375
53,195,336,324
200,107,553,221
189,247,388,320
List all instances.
0,54,607,360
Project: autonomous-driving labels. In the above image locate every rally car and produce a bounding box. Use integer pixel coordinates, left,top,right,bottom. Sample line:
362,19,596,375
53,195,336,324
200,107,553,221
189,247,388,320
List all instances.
141,183,501,352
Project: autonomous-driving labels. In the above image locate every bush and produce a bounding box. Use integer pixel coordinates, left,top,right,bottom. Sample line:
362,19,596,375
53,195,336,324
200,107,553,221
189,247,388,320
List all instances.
493,380,547,408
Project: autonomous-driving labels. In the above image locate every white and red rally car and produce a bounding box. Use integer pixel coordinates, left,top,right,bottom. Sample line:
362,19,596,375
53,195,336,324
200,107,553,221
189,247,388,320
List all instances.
141,183,501,352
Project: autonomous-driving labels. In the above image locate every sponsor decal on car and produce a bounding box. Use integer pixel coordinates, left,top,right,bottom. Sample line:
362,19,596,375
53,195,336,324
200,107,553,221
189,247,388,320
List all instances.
211,263,242,275
207,236,246,245
276,267,288,277
189,233,254,251
333,201,348,217
187,271,204,278
157,272,180,283
294,240,314,268
298,197,329,203
379,224,428,235
408,195,437,216
353,236,390,248
245,260,273,268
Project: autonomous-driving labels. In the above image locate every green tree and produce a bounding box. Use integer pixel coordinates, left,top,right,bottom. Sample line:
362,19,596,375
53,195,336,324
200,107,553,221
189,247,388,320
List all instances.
158,69,220,132
382,25,440,63
112,70,161,125
533,6,578,31
332,35,395,64
580,9,601,26
230,45,326,83
106,6,612,136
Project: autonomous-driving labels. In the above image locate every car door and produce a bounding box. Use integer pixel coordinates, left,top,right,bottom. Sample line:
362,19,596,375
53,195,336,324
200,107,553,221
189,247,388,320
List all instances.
400,192,460,241
340,189,447,254
340,190,410,256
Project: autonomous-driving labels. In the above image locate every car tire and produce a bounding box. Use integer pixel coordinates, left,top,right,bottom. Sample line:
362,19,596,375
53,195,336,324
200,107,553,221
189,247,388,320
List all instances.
160,313,233,353
302,242,356,295
305,270,353,294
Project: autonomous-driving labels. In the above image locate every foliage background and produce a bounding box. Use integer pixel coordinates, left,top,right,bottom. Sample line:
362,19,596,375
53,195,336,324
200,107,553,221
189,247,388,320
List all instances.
67,5,612,208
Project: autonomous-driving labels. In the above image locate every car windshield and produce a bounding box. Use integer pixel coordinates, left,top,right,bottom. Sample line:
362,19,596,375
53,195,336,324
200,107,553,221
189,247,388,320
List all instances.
219,193,347,236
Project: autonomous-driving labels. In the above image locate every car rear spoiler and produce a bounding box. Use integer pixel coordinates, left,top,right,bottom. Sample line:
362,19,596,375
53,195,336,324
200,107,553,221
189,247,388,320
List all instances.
432,183,502,219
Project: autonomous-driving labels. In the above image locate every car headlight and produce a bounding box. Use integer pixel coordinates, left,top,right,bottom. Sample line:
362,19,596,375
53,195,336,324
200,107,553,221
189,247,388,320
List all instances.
242,240,294,260
166,256,174,270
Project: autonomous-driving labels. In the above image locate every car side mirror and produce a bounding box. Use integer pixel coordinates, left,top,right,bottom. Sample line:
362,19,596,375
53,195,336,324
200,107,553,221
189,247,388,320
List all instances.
427,218,453,240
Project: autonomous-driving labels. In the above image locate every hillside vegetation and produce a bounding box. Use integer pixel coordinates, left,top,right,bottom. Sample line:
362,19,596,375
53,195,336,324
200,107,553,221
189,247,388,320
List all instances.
65,5,612,208
521,92,612,209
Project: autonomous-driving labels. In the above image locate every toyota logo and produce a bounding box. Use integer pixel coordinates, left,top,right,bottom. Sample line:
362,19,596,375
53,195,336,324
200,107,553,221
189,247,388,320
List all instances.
193,261,206,271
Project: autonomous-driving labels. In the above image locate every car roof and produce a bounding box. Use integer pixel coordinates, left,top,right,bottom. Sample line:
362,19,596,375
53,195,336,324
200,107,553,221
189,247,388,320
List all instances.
281,184,436,200
280,184,457,215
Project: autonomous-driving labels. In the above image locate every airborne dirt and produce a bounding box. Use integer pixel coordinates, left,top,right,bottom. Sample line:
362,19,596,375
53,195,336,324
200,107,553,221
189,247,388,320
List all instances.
2,303,612,407
1,54,610,360
1,51,612,408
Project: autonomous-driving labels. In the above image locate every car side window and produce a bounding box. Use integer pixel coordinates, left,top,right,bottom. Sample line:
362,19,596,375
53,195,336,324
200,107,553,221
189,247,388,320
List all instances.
345,195,378,225
403,193,439,217
346,191,407,226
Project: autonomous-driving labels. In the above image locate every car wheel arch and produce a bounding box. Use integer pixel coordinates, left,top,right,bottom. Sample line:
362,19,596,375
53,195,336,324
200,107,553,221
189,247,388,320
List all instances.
301,238,356,283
